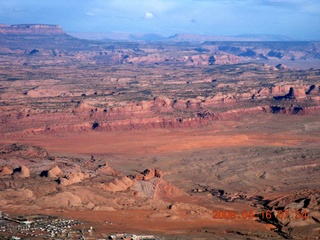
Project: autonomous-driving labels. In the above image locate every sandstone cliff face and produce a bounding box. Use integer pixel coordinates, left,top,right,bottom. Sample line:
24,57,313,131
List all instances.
254,84,319,100
0,81,319,134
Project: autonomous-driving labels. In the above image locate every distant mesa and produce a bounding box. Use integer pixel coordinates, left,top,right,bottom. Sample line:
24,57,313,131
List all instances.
235,34,293,41
167,33,293,43
69,31,294,42
0,24,65,35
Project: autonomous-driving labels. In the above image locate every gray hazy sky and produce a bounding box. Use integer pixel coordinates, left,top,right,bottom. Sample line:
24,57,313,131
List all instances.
0,0,319,40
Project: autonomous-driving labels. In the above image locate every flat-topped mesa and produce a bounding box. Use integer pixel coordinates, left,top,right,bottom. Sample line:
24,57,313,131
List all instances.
0,24,65,35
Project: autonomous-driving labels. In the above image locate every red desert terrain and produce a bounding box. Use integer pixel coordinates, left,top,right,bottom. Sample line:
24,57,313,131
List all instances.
0,24,319,239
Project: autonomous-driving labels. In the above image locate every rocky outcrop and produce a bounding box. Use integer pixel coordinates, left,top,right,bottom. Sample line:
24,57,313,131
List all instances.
209,52,241,65
140,169,164,181
131,177,187,201
0,166,13,176
59,171,90,186
0,143,49,159
99,176,133,192
253,84,319,100
47,165,63,178
154,179,188,201
100,169,164,193
275,63,287,70
261,190,320,238
13,165,30,178
95,162,121,176
100,168,187,201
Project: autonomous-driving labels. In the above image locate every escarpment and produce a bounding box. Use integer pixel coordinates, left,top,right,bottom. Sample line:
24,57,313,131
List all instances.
0,27,319,135
0,76,319,134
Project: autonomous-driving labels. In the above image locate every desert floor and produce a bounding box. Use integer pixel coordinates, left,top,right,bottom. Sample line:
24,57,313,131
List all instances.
1,113,319,239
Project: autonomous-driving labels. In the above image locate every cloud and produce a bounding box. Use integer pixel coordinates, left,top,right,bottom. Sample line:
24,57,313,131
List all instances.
85,11,95,16
144,11,154,19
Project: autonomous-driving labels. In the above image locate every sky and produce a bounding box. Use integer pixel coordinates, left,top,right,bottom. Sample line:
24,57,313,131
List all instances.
0,0,320,40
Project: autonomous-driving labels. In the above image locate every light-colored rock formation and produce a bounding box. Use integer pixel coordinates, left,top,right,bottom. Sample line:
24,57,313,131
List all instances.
0,166,13,176
142,169,164,181
59,171,90,186
100,176,133,192
134,168,164,181
95,162,120,176
13,165,30,178
47,165,63,178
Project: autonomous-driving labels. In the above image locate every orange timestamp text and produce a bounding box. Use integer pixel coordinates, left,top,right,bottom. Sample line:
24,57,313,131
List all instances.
212,209,307,220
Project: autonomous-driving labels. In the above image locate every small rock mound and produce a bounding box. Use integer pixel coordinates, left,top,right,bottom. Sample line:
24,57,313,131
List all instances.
130,168,187,200
13,165,30,178
59,171,90,186
47,165,63,178
95,162,120,176
153,96,172,108
100,176,133,192
154,179,188,201
100,167,187,201
0,166,13,176
135,168,164,181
